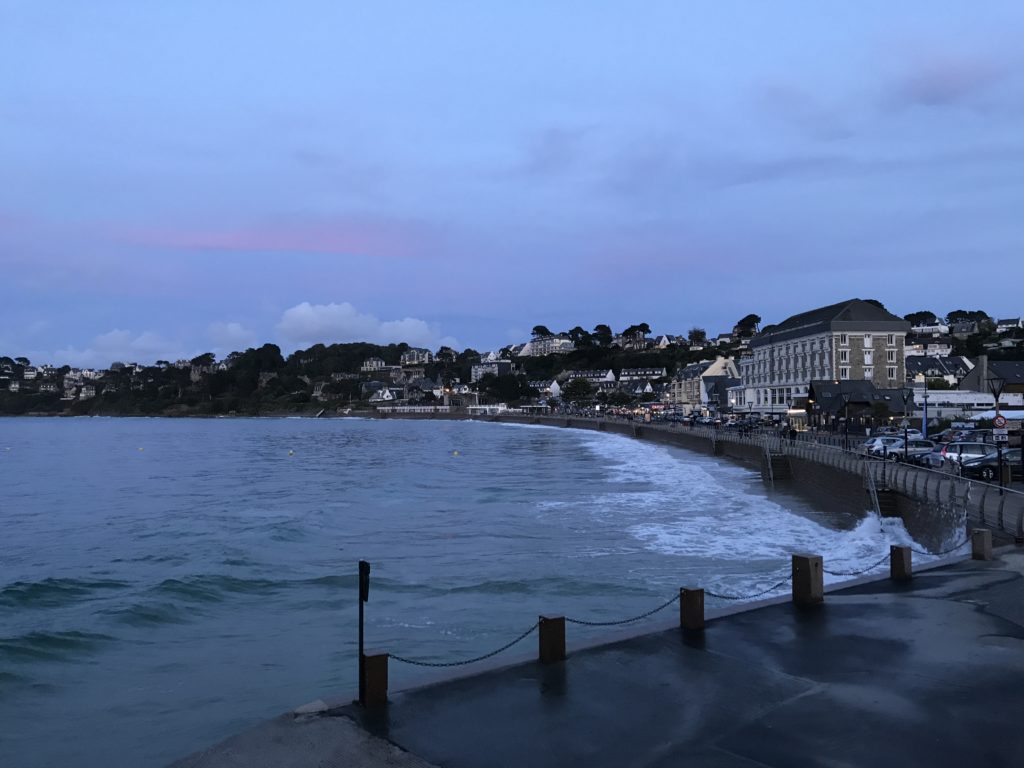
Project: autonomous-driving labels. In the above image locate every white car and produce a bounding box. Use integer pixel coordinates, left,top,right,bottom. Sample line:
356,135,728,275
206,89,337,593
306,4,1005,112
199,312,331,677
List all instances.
861,437,903,456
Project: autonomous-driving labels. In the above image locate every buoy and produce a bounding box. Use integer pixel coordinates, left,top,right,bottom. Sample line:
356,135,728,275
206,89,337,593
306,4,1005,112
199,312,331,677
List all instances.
452,450,460,457
288,449,295,456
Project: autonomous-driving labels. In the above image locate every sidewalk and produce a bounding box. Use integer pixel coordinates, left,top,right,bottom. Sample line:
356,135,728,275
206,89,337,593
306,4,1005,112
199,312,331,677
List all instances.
173,549,1024,768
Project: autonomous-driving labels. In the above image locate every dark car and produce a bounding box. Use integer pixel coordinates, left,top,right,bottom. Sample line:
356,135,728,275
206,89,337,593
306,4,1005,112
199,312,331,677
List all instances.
960,448,1023,483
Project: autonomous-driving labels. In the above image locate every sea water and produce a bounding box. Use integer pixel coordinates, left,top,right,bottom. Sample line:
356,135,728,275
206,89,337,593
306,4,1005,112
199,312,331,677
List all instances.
1,417,928,766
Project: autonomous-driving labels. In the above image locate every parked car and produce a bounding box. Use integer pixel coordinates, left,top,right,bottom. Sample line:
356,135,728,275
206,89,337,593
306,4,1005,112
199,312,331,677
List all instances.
917,447,947,469
960,448,1023,483
940,441,997,466
863,436,904,457
886,438,936,462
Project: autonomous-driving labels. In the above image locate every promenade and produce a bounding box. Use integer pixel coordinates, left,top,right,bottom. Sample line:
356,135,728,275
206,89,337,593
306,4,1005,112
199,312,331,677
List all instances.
172,546,1024,768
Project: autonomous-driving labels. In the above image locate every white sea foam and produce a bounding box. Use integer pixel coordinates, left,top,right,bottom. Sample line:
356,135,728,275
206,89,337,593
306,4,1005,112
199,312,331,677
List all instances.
565,429,942,592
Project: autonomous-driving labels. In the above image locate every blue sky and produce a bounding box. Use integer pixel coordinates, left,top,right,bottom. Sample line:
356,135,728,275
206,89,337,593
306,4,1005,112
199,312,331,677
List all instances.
2,1,1022,366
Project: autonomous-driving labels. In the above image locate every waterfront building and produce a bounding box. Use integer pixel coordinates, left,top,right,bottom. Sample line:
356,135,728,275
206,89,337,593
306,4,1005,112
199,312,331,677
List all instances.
741,299,910,416
528,380,561,399
806,380,913,431
669,357,738,413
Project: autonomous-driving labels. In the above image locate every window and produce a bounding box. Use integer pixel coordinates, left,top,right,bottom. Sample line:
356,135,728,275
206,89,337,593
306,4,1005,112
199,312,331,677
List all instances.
840,367,850,380
887,334,895,346
839,334,848,346
864,334,873,347
887,350,896,363
840,350,849,363
864,366,874,379
887,366,896,380
863,350,873,365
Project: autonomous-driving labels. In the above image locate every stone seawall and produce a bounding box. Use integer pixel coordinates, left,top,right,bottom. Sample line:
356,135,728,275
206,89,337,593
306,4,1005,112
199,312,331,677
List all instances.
787,456,874,519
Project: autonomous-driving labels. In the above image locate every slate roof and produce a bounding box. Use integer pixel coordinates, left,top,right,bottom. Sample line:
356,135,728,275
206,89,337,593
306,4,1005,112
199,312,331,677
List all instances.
751,299,910,348
808,380,913,415
905,356,972,379
990,361,1024,385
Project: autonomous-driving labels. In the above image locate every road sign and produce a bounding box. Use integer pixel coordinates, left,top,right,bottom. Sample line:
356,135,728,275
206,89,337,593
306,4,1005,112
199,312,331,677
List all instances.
993,428,1008,436
994,433,1009,443
993,414,1007,428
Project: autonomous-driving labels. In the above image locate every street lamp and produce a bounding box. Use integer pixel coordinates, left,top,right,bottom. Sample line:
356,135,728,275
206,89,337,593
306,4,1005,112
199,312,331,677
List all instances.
988,375,1007,490
899,388,913,462
839,391,851,451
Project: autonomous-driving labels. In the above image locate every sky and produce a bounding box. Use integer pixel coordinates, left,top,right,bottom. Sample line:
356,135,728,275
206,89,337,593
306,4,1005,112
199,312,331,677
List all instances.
2,1,1023,367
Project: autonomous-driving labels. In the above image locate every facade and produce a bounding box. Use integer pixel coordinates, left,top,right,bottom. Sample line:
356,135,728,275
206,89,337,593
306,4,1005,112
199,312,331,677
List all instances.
904,335,953,359
400,348,433,366
619,367,667,382
517,335,575,357
360,357,386,372
669,357,738,411
471,360,514,382
996,318,1023,333
742,299,910,414
565,369,617,391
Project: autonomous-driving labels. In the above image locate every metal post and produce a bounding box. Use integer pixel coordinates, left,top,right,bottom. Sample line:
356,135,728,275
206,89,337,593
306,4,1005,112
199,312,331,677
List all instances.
904,424,909,463
998,445,1004,494
358,560,370,706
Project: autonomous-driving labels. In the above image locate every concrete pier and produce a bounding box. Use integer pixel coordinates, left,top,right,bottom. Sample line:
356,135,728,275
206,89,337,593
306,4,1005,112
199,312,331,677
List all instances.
173,548,1024,768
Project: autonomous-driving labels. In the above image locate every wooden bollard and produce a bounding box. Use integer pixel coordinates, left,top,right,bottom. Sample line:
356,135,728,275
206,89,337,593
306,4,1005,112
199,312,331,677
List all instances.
362,651,388,707
679,588,704,631
890,545,912,581
538,615,566,663
792,554,823,605
972,529,992,561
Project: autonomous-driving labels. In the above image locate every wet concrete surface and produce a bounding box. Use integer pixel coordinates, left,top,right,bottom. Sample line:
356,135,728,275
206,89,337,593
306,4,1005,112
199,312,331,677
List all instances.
173,550,1024,768
347,549,1024,768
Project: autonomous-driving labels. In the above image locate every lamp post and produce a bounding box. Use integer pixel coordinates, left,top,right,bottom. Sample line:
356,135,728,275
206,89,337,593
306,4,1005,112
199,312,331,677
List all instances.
899,388,912,462
839,391,851,451
921,378,929,440
988,375,1006,491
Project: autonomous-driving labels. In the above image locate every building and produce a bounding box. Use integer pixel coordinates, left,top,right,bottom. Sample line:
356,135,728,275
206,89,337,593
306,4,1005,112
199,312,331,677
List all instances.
80,384,97,400
959,357,1024,395
669,357,739,412
742,299,910,415
619,367,667,383
905,356,973,386
360,357,386,372
806,380,913,432
22,366,37,380
904,335,953,359
528,380,561,399
471,360,514,382
564,369,617,390
910,321,949,336
400,348,433,366
516,335,575,357
996,318,1023,333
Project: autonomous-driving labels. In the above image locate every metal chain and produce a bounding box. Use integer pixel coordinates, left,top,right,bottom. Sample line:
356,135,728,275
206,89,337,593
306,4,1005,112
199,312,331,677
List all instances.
389,621,539,668
909,537,970,557
565,592,680,627
705,577,792,601
823,550,893,576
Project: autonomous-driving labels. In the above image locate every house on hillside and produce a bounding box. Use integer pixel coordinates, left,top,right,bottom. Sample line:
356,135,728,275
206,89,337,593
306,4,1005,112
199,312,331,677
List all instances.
360,357,386,372
903,335,953,359
996,318,1023,333
471,360,514,382
400,348,433,366
516,335,575,357
619,367,667,382
564,369,617,391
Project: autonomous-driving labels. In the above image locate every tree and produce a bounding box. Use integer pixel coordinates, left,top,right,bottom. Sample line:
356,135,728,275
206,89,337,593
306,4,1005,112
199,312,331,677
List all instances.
14,357,29,367
733,314,761,337
567,326,592,348
531,325,553,339
688,327,707,345
435,346,457,363
190,352,216,367
903,311,938,326
561,378,595,403
592,324,613,347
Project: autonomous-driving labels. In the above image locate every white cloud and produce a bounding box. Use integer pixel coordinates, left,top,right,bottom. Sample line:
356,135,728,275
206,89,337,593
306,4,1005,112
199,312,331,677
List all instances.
276,302,456,349
207,321,257,351
53,329,184,367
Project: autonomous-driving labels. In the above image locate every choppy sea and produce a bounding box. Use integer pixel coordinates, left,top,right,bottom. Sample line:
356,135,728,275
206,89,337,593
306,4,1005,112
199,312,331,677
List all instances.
1,417,930,766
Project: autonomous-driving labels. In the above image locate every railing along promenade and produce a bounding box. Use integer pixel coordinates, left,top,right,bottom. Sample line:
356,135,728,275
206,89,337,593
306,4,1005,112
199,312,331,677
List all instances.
485,413,1024,542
